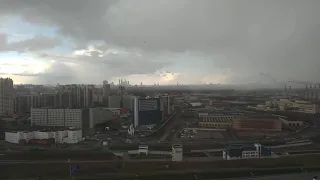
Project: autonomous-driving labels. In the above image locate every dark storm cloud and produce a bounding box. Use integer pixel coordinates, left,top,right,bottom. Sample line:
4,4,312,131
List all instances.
1,0,320,84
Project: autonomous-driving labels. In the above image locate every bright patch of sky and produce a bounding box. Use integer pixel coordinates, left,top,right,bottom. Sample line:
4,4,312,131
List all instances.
0,52,48,75
0,16,58,42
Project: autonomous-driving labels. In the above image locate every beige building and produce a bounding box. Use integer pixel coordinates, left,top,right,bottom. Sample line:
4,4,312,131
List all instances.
198,115,234,129
0,78,14,116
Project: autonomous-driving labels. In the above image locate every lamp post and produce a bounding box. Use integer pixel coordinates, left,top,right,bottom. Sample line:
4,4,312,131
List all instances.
67,158,71,177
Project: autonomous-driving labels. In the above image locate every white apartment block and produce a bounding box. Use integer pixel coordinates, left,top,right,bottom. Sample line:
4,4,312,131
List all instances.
0,78,14,116
48,109,65,127
5,129,83,144
65,109,83,128
89,108,114,128
30,108,48,126
31,108,83,128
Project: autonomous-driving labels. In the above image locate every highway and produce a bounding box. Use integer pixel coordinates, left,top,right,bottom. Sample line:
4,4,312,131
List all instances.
213,173,319,180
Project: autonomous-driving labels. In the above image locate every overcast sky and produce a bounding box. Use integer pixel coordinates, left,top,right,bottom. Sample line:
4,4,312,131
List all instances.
0,0,319,85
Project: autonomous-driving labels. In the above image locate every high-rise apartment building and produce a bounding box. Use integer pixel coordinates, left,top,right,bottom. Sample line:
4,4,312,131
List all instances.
55,84,94,108
0,78,14,116
14,92,41,113
103,80,111,104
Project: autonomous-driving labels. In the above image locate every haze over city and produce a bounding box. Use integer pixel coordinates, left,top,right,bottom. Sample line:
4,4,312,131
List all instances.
3,1,320,180
0,0,320,86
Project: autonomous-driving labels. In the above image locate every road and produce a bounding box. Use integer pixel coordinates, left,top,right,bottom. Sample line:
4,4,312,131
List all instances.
212,172,319,180
159,106,184,141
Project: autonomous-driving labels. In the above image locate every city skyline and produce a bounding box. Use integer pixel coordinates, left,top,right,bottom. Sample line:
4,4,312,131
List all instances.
1,0,320,85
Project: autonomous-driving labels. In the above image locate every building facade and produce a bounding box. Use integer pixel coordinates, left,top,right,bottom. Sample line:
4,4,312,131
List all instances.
108,96,121,108
55,84,94,108
89,108,114,128
0,78,14,116
31,108,84,129
223,143,272,160
198,116,234,129
232,115,282,132
14,93,40,114
133,97,162,127
5,129,83,144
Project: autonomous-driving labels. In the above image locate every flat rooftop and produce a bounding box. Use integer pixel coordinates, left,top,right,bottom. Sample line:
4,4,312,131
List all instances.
200,116,234,123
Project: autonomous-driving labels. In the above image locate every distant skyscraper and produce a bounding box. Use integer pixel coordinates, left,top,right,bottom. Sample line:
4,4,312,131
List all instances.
0,78,14,116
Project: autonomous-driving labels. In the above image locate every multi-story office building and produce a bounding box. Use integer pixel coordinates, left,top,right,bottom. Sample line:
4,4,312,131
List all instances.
133,97,162,127
0,78,14,116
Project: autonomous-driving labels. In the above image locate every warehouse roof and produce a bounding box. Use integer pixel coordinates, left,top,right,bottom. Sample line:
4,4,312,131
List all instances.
200,116,234,123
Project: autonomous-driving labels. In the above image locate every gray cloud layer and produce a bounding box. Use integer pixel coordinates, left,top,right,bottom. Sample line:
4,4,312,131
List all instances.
0,34,61,52
1,0,320,85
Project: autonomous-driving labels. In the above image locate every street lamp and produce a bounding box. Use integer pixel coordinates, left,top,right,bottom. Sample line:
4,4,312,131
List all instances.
67,158,71,177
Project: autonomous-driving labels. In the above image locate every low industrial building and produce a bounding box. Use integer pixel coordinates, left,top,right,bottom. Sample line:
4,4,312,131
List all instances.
198,116,234,129
223,143,272,160
5,128,83,144
232,114,282,132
